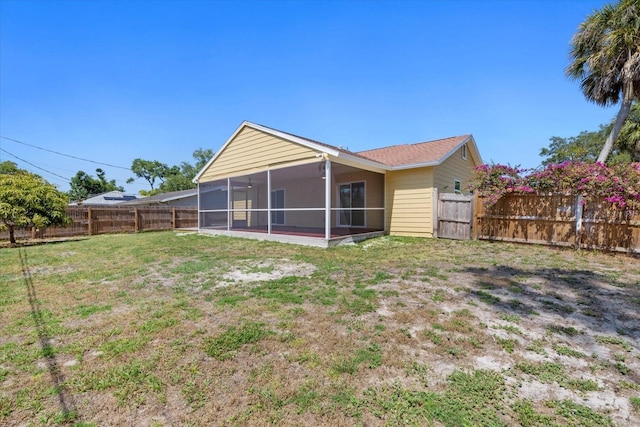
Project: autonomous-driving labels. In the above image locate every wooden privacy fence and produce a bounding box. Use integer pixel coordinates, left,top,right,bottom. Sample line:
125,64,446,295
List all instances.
437,193,474,240
474,194,640,254
0,206,198,241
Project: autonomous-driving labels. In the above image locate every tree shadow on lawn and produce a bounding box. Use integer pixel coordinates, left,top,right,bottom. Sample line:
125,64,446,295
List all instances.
462,264,640,343
1,237,88,249
19,248,79,422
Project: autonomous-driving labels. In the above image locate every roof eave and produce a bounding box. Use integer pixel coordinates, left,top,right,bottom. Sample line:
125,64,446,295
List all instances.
249,122,341,157
161,192,197,203
330,152,390,173
390,160,441,170
194,121,390,181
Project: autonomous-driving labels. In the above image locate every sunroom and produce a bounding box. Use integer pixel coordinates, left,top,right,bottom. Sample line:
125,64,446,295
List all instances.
195,122,387,247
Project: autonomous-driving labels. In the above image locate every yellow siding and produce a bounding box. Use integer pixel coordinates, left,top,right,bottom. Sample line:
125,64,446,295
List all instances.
433,145,478,194
199,127,317,182
385,168,434,237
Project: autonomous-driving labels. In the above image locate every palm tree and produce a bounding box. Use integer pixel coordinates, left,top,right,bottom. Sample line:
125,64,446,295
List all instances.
616,101,640,161
566,0,640,164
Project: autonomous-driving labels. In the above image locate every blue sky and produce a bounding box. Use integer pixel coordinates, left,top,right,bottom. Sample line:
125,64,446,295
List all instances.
0,0,616,193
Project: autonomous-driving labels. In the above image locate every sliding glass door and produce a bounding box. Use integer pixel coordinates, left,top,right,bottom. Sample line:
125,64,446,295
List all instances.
338,181,365,227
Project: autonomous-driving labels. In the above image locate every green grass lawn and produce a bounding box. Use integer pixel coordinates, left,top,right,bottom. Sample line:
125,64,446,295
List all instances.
1,231,639,426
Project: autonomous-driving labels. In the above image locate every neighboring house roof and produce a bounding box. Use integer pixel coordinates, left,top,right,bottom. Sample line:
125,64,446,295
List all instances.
119,188,197,205
71,191,142,206
194,121,482,181
357,135,474,169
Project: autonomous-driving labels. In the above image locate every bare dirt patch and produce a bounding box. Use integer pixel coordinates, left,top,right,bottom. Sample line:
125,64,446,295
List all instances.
2,233,640,426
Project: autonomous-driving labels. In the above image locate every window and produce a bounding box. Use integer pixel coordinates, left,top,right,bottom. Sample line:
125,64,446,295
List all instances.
454,179,462,194
271,189,285,225
461,144,467,160
338,181,365,227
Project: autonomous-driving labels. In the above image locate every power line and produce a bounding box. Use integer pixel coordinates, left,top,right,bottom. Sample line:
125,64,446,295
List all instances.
0,148,71,182
0,135,131,170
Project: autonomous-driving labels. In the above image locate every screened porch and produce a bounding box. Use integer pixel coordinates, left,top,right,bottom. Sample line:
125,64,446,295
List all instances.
198,160,385,246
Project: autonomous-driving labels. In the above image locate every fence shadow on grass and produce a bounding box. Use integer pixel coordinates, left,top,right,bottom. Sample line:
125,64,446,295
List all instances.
19,248,79,422
462,264,640,342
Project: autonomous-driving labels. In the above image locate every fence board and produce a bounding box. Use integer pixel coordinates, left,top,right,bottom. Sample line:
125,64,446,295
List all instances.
475,194,639,254
1,206,197,241
437,193,473,240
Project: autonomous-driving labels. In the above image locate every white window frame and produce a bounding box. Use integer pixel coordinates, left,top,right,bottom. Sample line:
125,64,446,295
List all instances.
461,144,467,160
454,179,462,194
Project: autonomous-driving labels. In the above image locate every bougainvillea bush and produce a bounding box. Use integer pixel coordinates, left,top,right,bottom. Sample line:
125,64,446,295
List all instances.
469,162,640,209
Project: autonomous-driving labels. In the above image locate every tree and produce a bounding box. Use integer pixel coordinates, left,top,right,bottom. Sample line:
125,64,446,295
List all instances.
192,148,214,171
0,161,20,174
127,159,174,191
0,168,70,245
157,148,214,193
68,168,124,202
566,0,640,163
617,101,640,161
539,129,606,166
540,102,640,165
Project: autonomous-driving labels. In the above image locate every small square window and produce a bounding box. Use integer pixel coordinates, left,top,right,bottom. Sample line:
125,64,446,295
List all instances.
461,144,467,160
454,179,462,194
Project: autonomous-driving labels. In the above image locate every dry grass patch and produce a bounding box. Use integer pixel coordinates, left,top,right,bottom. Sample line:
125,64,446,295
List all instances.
1,232,639,425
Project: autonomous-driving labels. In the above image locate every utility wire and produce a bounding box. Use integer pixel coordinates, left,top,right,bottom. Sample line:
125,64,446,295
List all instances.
0,135,131,170
0,148,71,182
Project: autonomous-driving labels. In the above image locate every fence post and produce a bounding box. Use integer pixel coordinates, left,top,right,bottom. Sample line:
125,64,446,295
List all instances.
575,195,583,248
472,194,481,240
134,207,139,232
172,207,176,229
432,188,438,238
87,207,93,235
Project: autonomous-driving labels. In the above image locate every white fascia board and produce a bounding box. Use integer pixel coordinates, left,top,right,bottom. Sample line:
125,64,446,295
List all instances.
247,122,342,157
193,121,343,183
468,135,483,165
194,121,391,181
193,121,251,183
390,160,441,171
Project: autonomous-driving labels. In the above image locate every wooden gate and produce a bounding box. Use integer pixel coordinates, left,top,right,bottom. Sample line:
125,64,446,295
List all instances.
437,193,474,240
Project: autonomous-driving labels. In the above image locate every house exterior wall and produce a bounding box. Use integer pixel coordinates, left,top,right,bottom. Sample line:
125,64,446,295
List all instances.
246,170,384,229
433,145,477,194
385,167,434,237
274,176,326,228
199,127,317,182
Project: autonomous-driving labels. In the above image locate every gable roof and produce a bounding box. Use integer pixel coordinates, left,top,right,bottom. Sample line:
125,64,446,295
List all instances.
194,121,482,181
357,135,475,169
70,191,142,206
119,188,197,205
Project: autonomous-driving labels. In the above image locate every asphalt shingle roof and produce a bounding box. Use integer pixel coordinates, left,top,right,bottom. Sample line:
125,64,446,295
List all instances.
356,135,471,167
253,122,470,168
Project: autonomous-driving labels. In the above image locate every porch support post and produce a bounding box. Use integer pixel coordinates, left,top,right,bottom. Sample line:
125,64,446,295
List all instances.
197,183,201,230
325,158,331,240
227,177,231,231
267,169,272,235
